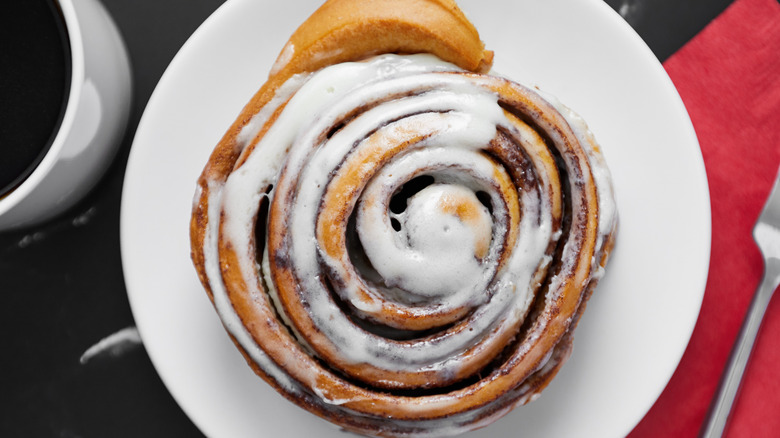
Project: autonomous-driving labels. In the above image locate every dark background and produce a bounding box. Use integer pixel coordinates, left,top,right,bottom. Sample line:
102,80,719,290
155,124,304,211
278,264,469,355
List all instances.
0,0,736,436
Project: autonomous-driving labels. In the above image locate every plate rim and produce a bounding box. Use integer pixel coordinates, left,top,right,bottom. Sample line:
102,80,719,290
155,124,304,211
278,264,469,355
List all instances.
120,0,712,436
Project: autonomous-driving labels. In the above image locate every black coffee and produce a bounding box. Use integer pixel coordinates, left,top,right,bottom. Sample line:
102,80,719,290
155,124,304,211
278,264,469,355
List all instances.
0,0,71,197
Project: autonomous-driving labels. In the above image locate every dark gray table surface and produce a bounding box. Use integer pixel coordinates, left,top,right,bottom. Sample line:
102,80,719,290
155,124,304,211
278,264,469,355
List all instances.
0,0,735,436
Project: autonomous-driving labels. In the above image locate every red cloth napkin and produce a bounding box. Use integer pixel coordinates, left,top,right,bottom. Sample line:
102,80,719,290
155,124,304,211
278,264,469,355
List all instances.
629,0,780,436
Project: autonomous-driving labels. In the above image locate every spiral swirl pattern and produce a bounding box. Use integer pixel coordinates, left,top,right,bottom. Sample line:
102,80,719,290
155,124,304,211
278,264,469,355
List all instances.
191,54,617,437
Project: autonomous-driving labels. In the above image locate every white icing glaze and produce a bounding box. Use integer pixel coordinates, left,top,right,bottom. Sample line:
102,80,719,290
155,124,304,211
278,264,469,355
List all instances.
266,72,552,374
196,53,617,436
270,42,295,77
535,88,618,256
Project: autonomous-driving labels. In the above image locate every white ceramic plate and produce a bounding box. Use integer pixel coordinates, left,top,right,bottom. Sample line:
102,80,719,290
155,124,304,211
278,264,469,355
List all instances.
121,0,711,437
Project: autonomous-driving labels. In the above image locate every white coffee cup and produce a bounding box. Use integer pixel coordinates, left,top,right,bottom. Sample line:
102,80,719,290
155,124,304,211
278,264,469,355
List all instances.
0,0,132,230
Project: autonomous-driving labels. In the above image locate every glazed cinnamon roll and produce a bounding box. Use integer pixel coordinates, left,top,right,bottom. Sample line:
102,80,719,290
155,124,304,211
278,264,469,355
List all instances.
190,0,617,436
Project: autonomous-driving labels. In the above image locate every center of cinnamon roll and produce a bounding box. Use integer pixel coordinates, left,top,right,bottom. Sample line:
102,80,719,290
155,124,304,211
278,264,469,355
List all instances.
376,183,492,297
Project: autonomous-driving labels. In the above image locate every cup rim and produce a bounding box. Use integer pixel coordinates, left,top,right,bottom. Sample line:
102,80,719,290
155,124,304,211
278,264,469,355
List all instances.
0,0,84,215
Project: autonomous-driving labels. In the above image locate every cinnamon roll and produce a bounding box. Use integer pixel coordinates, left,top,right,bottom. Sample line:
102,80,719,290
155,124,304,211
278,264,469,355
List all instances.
190,0,617,436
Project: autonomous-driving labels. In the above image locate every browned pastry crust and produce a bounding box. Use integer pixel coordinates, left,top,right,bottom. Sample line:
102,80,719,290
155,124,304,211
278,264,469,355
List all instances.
190,0,492,218
190,0,617,436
